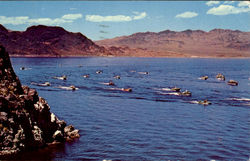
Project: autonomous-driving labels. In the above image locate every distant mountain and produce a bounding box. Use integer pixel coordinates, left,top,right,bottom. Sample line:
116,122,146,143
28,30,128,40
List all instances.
0,24,111,57
1,24,249,57
96,29,250,57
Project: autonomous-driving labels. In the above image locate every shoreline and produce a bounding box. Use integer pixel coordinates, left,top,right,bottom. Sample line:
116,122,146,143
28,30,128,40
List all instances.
10,55,250,59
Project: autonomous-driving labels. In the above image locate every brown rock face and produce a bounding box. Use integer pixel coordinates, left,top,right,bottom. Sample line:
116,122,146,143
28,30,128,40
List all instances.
0,46,23,95
0,45,79,157
0,24,111,57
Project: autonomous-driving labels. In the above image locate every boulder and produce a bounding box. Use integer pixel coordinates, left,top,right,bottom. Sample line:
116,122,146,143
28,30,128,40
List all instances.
64,125,80,142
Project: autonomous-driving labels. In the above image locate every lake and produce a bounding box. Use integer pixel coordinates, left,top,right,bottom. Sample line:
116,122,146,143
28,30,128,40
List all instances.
11,57,250,160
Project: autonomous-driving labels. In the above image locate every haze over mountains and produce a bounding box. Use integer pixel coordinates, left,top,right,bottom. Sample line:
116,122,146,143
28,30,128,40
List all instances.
0,24,249,57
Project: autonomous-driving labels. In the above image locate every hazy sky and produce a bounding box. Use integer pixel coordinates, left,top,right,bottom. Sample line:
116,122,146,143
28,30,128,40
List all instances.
0,1,249,40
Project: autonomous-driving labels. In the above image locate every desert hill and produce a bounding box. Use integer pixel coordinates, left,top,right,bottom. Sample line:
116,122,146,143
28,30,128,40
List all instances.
96,29,250,57
0,24,111,57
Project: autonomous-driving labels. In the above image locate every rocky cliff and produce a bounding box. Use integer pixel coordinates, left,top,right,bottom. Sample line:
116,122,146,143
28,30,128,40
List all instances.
0,45,79,158
0,24,111,57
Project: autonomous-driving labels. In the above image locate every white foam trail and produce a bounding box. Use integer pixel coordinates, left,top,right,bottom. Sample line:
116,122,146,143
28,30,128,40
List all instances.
20,67,32,70
108,88,132,92
53,77,66,80
229,98,250,101
161,88,171,91
168,92,180,96
138,72,148,75
153,88,171,91
108,88,121,91
99,82,110,85
31,82,50,87
158,92,179,96
56,86,78,90
190,101,199,104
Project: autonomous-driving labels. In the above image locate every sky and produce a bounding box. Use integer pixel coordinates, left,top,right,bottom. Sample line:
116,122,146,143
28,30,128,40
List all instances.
0,1,249,40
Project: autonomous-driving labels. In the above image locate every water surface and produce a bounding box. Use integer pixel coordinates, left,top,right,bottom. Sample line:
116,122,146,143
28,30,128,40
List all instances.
11,57,250,160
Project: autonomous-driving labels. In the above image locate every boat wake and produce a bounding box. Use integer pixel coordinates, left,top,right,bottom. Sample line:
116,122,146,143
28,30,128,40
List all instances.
228,97,250,101
56,86,79,90
107,87,132,92
157,92,179,96
189,101,200,104
153,88,171,91
99,82,110,85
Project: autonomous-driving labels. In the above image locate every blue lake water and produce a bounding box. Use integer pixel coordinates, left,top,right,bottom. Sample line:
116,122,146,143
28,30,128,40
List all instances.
11,57,250,160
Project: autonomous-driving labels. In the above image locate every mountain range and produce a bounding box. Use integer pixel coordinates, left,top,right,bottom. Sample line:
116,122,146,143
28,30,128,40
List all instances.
96,29,250,57
0,24,249,57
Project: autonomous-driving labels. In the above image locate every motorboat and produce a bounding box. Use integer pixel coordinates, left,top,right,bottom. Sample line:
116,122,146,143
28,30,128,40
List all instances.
227,80,238,86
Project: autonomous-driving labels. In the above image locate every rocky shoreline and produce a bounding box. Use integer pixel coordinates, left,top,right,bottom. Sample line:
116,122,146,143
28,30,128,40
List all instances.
0,45,79,158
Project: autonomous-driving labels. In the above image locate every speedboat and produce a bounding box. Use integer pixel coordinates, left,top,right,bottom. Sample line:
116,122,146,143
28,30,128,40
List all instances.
108,81,115,86
20,67,31,70
170,87,181,92
198,100,212,105
101,81,115,86
108,87,132,92
199,76,208,80
44,82,51,86
96,70,103,74
180,90,192,96
83,74,90,78
114,75,121,79
216,73,225,81
122,88,132,92
227,80,238,86
70,85,76,90
53,75,67,80
138,72,149,75
57,85,78,91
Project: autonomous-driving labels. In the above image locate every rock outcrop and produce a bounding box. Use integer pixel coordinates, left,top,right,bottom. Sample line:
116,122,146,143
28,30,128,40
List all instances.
0,45,79,157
